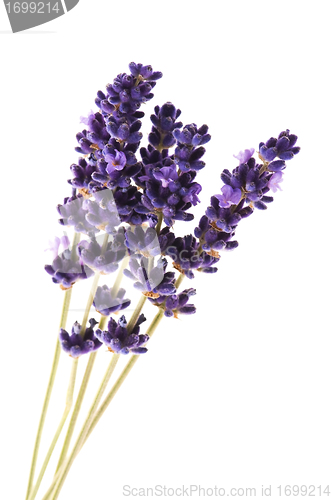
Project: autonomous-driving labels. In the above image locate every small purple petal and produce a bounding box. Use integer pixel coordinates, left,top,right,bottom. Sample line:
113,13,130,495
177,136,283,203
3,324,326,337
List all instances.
233,148,255,165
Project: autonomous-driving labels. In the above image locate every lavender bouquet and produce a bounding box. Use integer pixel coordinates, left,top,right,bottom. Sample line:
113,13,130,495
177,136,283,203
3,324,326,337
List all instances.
25,62,300,500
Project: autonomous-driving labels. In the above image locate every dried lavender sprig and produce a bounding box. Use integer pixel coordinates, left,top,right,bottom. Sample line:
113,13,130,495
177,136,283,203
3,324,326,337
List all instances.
25,232,80,500
31,236,121,499
83,307,164,442
55,258,128,473
48,295,148,500
44,309,165,500
59,276,185,486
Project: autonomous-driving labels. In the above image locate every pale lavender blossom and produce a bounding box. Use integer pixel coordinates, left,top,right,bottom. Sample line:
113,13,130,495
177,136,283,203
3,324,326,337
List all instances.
45,235,70,260
79,110,94,126
215,185,242,208
268,171,283,193
233,148,255,164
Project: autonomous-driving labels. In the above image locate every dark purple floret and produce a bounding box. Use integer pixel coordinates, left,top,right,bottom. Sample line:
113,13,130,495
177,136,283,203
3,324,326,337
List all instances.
148,102,183,150
174,123,211,173
194,215,238,251
106,115,143,145
68,157,97,191
93,285,131,316
149,288,196,318
158,227,176,254
95,313,149,355
166,235,219,279
220,159,272,209
59,318,102,358
123,256,176,297
103,62,162,117
136,145,201,226
75,111,111,154
259,129,300,162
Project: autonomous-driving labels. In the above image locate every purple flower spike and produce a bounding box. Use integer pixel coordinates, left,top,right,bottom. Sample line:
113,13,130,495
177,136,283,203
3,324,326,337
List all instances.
215,185,242,208
149,288,197,318
95,314,149,355
59,318,102,358
45,238,94,289
123,256,176,297
259,129,300,162
233,148,255,165
268,172,283,193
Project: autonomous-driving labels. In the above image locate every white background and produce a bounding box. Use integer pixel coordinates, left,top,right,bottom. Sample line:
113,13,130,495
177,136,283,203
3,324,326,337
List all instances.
0,1,331,499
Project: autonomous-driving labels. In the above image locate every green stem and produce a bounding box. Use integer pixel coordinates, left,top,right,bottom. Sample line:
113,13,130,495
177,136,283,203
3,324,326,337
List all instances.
54,316,108,473
27,359,79,500
25,286,73,500
54,255,127,474
175,273,185,289
126,294,147,333
45,294,148,500
155,212,163,235
80,232,109,336
49,354,120,500
45,311,164,500
111,256,129,298
85,308,164,443
41,470,60,500
54,352,97,474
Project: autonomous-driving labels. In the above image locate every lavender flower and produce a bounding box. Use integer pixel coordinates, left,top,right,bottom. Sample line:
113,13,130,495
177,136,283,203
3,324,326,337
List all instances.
259,129,300,162
123,256,176,297
59,318,102,358
174,123,211,172
68,157,97,192
103,63,162,117
58,194,98,236
268,171,283,193
149,288,196,318
194,215,239,252
75,111,110,154
221,157,272,208
148,102,182,150
198,130,300,253
93,285,131,316
166,235,219,279
78,234,127,274
95,314,149,355
124,225,161,257
45,239,94,289
45,235,70,261
233,148,255,164
136,145,201,226
215,185,242,208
